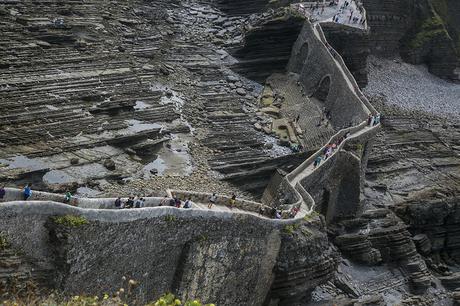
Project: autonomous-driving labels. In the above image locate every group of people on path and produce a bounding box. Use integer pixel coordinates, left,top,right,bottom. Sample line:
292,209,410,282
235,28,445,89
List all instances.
368,113,381,126
270,205,300,219
332,0,366,26
156,193,237,210
313,131,351,168
114,196,146,209
312,111,380,169
23,183,32,200
0,184,298,220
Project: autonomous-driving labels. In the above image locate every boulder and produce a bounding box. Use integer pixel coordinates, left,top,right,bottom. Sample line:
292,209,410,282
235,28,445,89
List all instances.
103,159,116,171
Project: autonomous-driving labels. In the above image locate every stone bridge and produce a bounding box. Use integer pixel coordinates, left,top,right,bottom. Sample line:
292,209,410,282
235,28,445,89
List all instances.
0,9,380,306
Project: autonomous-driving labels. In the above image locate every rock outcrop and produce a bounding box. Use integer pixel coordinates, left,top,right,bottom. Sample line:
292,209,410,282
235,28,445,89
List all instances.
321,23,370,88
0,202,338,306
362,0,459,80
231,9,304,82
267,217,339,305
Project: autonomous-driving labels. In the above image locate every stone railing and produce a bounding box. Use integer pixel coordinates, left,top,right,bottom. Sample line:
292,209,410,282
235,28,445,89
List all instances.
314,23,377,115
0,187,309,222
1,188,167,209
0,17,379,223
286,121,367,182
280,19,381,213
167,189,277,217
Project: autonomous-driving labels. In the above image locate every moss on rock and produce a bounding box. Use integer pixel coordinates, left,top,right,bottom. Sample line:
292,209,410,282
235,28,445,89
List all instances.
0,234,10,250
52,215,89,227
408,15,449,49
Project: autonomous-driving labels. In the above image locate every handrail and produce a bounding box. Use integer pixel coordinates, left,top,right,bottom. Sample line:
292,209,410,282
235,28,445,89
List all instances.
0,18,380,222
281,19,381,213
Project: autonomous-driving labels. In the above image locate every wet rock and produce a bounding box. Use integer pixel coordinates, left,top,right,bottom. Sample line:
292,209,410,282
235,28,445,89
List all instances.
236,88,246,95
142,64,155,71
439,272,460,291
412,234,432,256
160,66,170,75
452,290,460,306
226,75,239,82
150,168,158,175
103,159,116,171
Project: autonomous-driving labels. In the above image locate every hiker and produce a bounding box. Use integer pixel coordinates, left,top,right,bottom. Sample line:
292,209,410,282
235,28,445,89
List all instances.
184,197,192,209
134,197,142,208
367,114,373,126
125,197,134,208
275,211,282,219
160,196,168,206
325,147,333,159
228,194,236,209
0,185,5,202
208,193,217,209
374,113,381,125
290,206,300,218
314,155,322,168
169,197,176,207
114,197,122,209
64,191,72,203
23,184,32,200
174,196,181,208
259,205,266,216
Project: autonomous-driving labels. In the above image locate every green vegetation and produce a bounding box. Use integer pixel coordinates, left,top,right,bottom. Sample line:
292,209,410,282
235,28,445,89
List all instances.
303,211,320,222
431,0,448,19
301,228,312,237
283,223,300,235
0,234,10,250
1,292,215,306
197,234,208,243
408,15,449,49
164,215,177,222
356,143,364,155
431,0,460,53
52,215,89,227
148,293,215,306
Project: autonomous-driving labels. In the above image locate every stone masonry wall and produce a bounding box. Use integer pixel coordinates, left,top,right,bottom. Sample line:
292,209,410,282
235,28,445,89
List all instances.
287,21,369,128
0,201,336,305
321,22,371,88
300,150,362,223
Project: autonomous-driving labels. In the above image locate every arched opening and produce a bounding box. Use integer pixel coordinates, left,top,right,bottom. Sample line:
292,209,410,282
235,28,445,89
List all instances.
312,76,331,103
291,42,309,73
320,188,330,217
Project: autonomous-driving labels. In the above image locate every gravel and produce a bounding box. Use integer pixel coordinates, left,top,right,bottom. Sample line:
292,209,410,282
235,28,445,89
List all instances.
364,56,460,117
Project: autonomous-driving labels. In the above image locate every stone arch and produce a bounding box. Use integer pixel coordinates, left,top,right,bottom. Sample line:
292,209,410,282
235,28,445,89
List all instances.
291,42,309,73
319,188,330,217
312,75,331,103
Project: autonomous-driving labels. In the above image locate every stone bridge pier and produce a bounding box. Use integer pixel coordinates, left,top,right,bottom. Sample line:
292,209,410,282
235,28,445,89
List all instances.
300,132,377,223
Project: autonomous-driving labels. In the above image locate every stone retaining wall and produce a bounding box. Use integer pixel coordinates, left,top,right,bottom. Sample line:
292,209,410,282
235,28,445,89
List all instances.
1,188,167,209
287,19,369,128
0,201,334,305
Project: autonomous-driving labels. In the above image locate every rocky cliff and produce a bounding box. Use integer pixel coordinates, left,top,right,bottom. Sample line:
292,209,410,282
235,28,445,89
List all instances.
0,202,338,306
362,0,459,80
321,23,370,88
